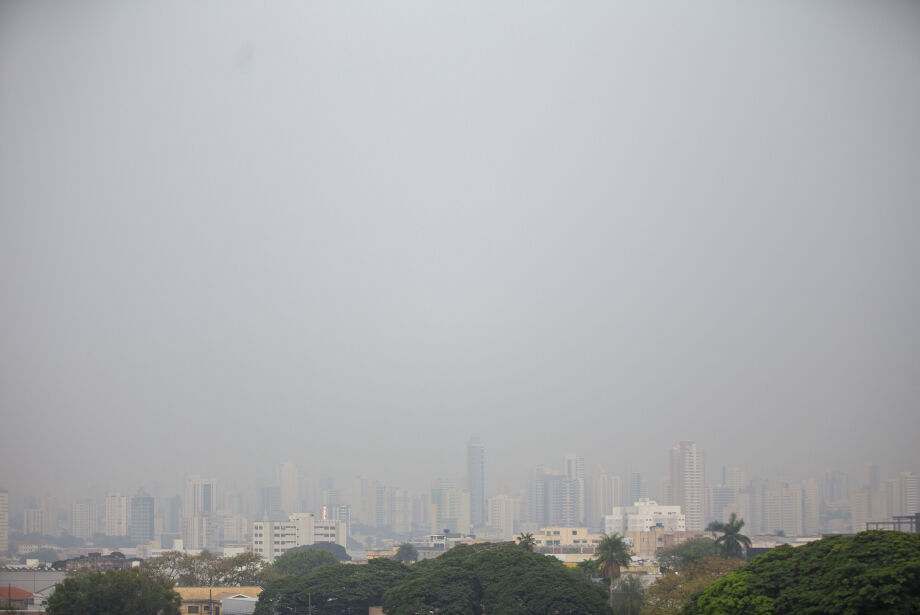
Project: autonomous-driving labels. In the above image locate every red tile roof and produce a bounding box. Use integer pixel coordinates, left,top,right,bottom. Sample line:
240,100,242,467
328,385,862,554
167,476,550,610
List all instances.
0,586,34,600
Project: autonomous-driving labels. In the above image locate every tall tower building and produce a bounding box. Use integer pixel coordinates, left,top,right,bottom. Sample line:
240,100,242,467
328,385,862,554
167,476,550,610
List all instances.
586,473,621,529
898,472,919,516
23,509,43,535
629,473,649,505
130,490,155,545
0,490,8,554
70,499,97,540
563,453,586,525
104,493,128,536
669,441,705,531
467,438,486,528
280,461,299,516
183,475,216,549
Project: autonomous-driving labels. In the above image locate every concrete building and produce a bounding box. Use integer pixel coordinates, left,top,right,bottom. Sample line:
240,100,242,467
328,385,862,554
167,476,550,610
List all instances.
528,467,583,528
668,441,705,531
533,526,603,552
629,473,648,506
564,453,586,525
764,483,804,537
175,587,262,615
468,438,486,528
625,528,715,559
183,476,216,550
252,512,346,561
104,493,128,537
70,500,96,541
280,461,299,516
487,494,521,539
23,508,43,536
430,481,470,535
605,499,685,534
586,473,622,530
0,490,7,554
130,490,155,545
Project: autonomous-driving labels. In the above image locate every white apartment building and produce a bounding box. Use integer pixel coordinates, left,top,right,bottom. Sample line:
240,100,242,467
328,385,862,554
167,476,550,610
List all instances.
252,512,346,561
604,498,686,534
104,493,128,536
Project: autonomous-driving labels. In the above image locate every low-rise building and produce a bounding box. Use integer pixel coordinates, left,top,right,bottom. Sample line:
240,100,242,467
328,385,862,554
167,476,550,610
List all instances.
533,527,604,553
175,587,262,615
65,552,137,572
252,513,346,561
605,499,686,534
0,586,34,610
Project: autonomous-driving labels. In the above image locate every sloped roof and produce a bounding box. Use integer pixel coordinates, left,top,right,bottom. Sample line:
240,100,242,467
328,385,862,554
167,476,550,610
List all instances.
175,587,263,602
0,586,34,600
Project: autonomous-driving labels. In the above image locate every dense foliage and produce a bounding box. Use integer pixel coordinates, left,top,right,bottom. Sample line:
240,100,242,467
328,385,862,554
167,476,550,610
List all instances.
382,542,611,615
271,547,340,577
142,550,269,586
393,542,418,564
255,558,409,614
47,568,180,615
642,556,743,615
287,541,352,561
683,531,920,615
657,538,725,571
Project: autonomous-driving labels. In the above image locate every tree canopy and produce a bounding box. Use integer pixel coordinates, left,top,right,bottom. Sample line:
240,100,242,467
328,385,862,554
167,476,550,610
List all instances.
684,531,920,615
47,568,180,615
642,556,743,615
706,514,751,559
393,542,418,564
271,547,340,577
288,541,351,562
382,542,610,615
657,538,724,571
142,550,269,586
255,557,409,614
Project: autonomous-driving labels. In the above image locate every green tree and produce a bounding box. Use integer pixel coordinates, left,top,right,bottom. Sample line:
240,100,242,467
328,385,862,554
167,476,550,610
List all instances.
288,541,351,561
684,530,920,615
255,558,409,614
657,538,724,571
47,568,180,615
271,547,339,577
393,542,418,564
142,550,270,586
597,532,631,608
517,532,536,551
706,513,751,559
642,556,742,615
611,575,645,615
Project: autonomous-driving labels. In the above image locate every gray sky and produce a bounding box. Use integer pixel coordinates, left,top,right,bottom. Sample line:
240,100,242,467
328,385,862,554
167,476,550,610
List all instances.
2,0,919,499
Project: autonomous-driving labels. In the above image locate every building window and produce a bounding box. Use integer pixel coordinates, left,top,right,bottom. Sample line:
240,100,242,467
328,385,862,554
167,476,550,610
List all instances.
187,607,199,614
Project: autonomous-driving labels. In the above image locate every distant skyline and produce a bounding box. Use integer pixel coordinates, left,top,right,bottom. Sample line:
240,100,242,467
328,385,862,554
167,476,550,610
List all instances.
2,1,919,500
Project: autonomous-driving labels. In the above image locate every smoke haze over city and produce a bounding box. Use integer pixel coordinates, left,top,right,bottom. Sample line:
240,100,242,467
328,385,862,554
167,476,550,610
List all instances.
1,0,919,508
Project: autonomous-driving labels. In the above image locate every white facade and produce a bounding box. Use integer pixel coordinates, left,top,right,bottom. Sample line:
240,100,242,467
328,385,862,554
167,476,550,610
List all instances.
0,490,7,554
604,498,685,534
487,494,521,539
252,512,346,561
669,441,705,531
104,493,128,536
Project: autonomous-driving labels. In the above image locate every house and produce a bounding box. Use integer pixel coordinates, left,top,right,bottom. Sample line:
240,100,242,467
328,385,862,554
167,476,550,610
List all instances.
0,586,34,610
175,587,263,615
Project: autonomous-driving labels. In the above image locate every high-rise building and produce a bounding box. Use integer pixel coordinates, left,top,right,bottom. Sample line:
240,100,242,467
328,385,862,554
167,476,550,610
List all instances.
130,490,155,545
764,482,804,537
564,453,586,525
898,472,919,516
104,493,128,536
260,486,283,522
528,467,582,528
586,473,621,529
487,494,521,539
629,473,649,505
183,476,216,549
604,499,686,534
280,461,299,516
668,441,705,531
252,512,346,561
41,495,59,537
430,479,471,534
722,467,746,490
23,509,43,535
71,499,97,540
468,438,486,528
0,490,8,554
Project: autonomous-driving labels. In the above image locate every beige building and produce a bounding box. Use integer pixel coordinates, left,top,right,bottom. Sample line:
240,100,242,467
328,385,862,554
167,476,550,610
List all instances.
175,587,262,615
252,512,346,561
533,526,603,551
625,528,716,559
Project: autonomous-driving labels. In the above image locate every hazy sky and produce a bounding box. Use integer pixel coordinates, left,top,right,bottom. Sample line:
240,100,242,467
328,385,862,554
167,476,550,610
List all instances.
1,1,918,500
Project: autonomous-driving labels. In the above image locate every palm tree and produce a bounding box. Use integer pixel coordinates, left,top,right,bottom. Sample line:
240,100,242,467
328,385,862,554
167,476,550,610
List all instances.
596,533,631,608
708,513,751,559
517,532,536,552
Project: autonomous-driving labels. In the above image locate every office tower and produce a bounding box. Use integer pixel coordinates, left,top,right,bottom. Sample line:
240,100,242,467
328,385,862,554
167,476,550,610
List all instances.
669,441,705,530
23,509,43,535
586,473,621,529
0,490,7,554
898,472,919,516
70,499,97,540
629,472,648,505
41,495,59,536
487,494,521,539
564,452,585,525
104,493,128,536
528,467,582,528
430,479,471,534
260,486,283,522
280,461,299,516
165,495,182,534
468,438,486,528
184,475,216,518
130,490,155,545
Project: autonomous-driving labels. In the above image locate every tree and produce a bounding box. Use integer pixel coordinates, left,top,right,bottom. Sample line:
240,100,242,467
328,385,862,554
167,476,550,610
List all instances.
706,513,751,559
611,574,645,615
47,568,180,615
271,547,339,577
517,532,536,551
393,542,418,564
657,538,724,571
596,532,631,608
287,541,351,562
382,542,610,615
683,530,920,615
142,550,271,586
255,558,409,614
642,556,743,615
